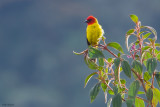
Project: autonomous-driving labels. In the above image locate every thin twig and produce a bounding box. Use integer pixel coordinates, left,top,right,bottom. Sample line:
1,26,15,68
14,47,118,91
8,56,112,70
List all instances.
103,79,113,91
151,72,155,88
136,96,148,103
99,44,118,58
131,68,147,93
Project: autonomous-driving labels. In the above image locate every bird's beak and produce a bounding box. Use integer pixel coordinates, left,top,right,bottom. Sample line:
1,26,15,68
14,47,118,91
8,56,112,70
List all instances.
84,20,89,23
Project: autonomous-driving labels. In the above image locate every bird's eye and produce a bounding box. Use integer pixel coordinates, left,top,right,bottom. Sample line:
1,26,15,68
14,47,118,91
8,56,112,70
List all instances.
88,19,92,22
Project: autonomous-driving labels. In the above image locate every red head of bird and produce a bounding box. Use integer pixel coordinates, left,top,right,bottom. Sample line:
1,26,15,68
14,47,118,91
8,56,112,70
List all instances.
85,16,97,25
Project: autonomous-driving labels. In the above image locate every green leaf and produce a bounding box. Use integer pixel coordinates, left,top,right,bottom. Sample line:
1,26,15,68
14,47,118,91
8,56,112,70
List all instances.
157,54,160,62
84,72,97,88
121,60,131,78
126,29,135,35
119,87,125,93
130,14,139,24
142,46,150,52
108,90,114,95
141,26,157,40
155,72,160,88
143,32,152,39
101,82,107,92
107,97,112,107
142,52,152,66
107,42,124,53
146,58,157,76
113,86,118,95
108,58,113,63
112,93,122,107
114,58,120,81
120,79,126,84
152,88,160,106
146,88,153,103
126,98,134,107
155,43,160,47
148,38,153,43
84,57,98,70
88,46,105,59
98,58,104,67
137,91,145,95
114,58,121,67
132,60,143,75
90,82,101,103
135,97,145,107
135,40,139,46
143,72,151,81
128,80,140,98
117,53,121,57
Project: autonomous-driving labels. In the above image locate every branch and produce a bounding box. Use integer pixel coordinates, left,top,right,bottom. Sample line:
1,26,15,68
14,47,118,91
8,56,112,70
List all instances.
136,96,148,103
99,44,118,58
151,72,155,88
131,68,147,93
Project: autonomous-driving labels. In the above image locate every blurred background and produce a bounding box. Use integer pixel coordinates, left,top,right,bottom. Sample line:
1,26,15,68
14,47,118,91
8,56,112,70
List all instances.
0,0,160,107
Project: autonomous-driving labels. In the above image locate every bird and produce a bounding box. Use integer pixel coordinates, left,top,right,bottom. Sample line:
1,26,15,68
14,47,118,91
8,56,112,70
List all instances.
84,16,104,46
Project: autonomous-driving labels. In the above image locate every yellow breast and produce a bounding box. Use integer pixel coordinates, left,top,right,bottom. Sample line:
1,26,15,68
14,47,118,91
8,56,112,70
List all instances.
86,23,104,46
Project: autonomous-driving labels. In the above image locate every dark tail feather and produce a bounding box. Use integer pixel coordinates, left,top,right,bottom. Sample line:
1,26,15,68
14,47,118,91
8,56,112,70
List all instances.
87,38,90,46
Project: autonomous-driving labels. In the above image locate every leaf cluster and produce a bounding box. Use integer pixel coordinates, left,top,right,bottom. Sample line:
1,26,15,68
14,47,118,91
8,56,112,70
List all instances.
74,15,160,107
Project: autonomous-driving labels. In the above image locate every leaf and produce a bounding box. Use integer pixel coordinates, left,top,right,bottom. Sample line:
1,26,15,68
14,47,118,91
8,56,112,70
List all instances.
88,46,105,59
84,72,97,88
146,58,157,76
107,97,112,107
90,82,101,103
126,34,132,51
126,81,140,107
126,98,134,107
132,60,143,75
84,57,98,70
155,43,160,47
130,14,139,24
155,72,160,88
142,46,150,52
157,54,160,62
114,58,120,81
137,91,145,95
108,58,113,63
141,26,157,40
135,97,145,107
108,90,114,95
146,88,153,103
120,79,126,84
143,72,151,81
135,40,139,46
152,88,160,107
128,80,140,98
114,58,121,67
143,32,152,39
112,93,122,107
98,58,104,67
113,86,118,95
107,42,124,53
126,29,135,35
101,82,107,92
142,52,152,66
121,60,131,78
148,38,153,43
